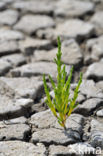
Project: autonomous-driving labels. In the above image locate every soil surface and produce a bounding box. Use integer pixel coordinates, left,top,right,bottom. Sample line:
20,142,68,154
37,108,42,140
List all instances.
0,0,103,155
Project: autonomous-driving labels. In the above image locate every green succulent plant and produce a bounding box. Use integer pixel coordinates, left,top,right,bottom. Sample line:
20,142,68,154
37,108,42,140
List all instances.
43,37,82,129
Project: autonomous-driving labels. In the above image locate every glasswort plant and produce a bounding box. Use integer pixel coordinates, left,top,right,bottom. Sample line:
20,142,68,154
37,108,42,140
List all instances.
43,37,82,129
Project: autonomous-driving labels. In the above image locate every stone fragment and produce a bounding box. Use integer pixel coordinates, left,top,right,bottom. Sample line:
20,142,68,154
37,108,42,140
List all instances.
30,110,56,129
4,116,27,124
0,9,19,26
0,141,46,156
36,28,56,41
91,131,103,149
49,143,95,156
91,119,103,132
0,59,12,76
90,119,103,148
14,15,55,35
12,0,54,15
79,80,103,98
0,28,24,41
0,96,33,120
0,122,30,141
0,40,20,56
91,11,103,34
10,62,71,79
65,114,84,133
0,80,33,119
84,61,103,81
0,77,44,99
33,39,83,67
19,37,52,55
30,109,84,134
2,54,26,67
96,81,103,91
74,98,103,116
96,109,103,117
31,128,80,145
55,0,94,17
49,145,70,156
86,36,103,62
55,19,95,42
